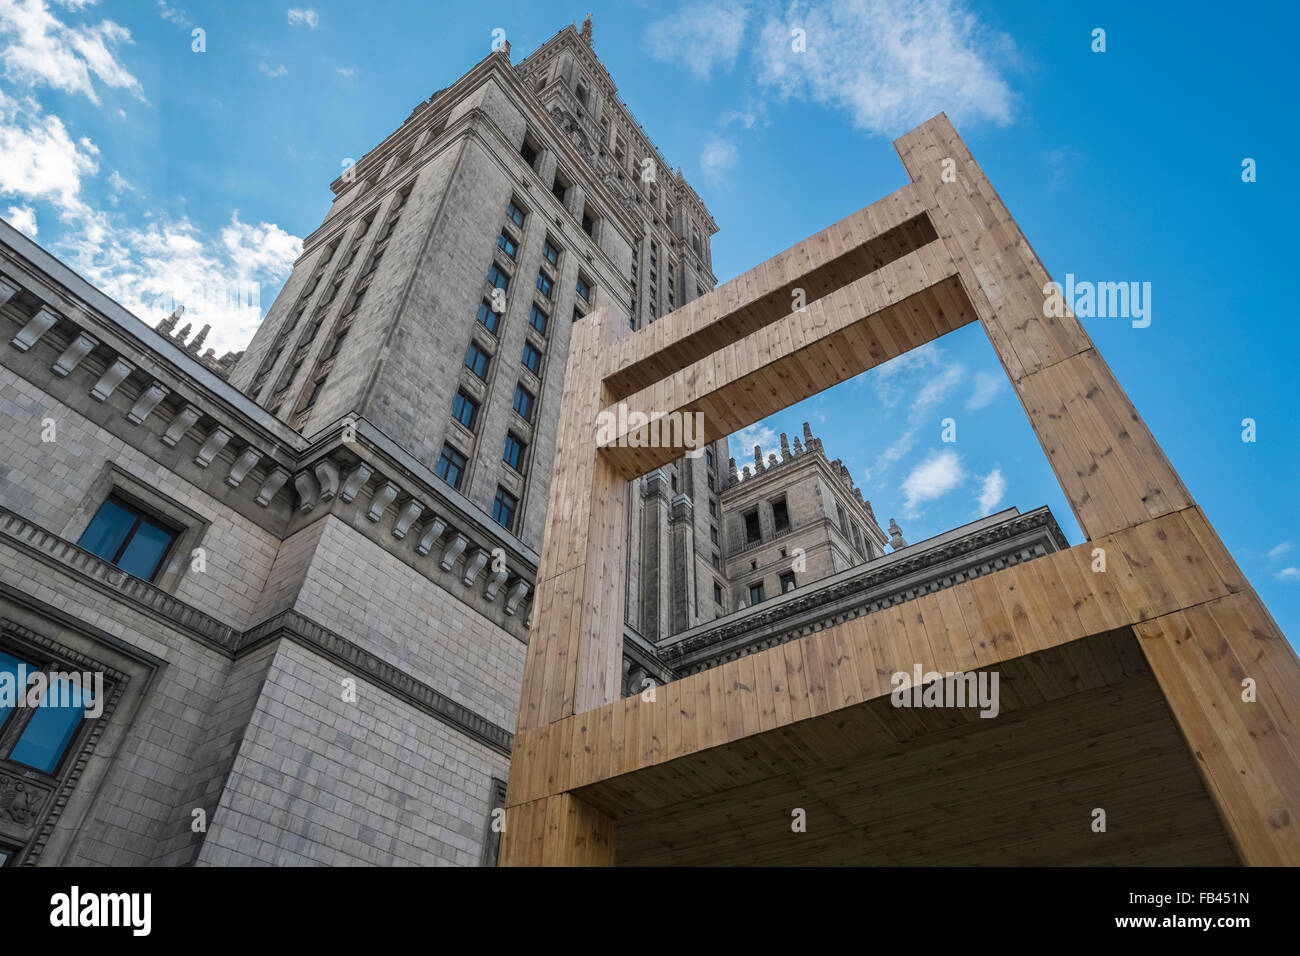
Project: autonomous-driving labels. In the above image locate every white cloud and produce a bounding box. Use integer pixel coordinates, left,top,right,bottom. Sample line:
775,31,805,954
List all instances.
729,422,780,474
864,347,963,480
335,66,355,78
4,203,37,235
0,0,144,104
901,449,964,516
259,62,287,78
1267,541,1292,560
645,0,751,80
700,137,738,179
65,212,301,356
966,369,1003,410
0,91,102,231
1277,567,1300,582
156,1,189,26
286,8,318,28
754,0,1016,137
974,467,1005,514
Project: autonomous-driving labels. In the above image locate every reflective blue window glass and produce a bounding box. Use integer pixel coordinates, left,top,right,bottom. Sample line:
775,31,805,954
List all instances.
116,521,173,580
0,650,27,730
77,498,135,563
9,675,93,774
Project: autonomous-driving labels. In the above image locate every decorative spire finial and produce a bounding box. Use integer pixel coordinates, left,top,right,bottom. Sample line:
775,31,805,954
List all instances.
888,519,909,551
580,13,592,45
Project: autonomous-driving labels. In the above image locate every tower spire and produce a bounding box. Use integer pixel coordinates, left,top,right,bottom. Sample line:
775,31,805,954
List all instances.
580,13,593,45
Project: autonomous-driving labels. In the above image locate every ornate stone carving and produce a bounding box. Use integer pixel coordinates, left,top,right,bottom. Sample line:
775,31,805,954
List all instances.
0,772,49,827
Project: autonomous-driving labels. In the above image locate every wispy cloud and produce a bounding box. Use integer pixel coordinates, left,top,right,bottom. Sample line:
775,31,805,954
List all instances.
286,7,318,28
754,0,1016,137
1267,541,1292,560
156,0,190,27
974,467,1006,514
863,345,964,481
4,203,37,236
901,449,965,516
335,66,356,78
0,0,301,356
645,0,751,80
0,0,144,104
700,137,738,180
729,422,780,474
258,62,287,78
1276,567,1300,582
966,369,1003,410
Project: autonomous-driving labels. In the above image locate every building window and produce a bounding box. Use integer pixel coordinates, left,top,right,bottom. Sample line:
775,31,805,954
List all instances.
521,342,542,375
492,487,518,531
512,384,535,421
749,582,766,605
780,571,797,594
535,272,554,298
487,264,510,291
772,496,790,534
705,448,714,468
506,199,526,227
708,498,717,517
743,509,761,544
707,473,715,492
711,552,721,571
503,433,526,472
77,495,178,582
529,304,549,335
464,342,491,379
576,276,591,302
713,582,723,606
477,298,500,334
581,210,596,237
572,307,583,323
436,444,467,490
0,649,98,775
497,231,518,259
710,525,719,545
575,81,588,107
837,503,849,534
543,239,560,265
551,176,567,204
452,390,479,430
520,138,538,168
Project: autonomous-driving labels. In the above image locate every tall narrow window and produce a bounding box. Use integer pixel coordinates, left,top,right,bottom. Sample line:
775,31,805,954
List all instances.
0,650,98,775
497,231,518,258
576,276,591,301
503,433,526,472
535,272,554,298
744,509,761,544
436,444,467,490
464,342,491,379
487,264,510,291
77,496,178,582
492,487,518,531
779,571,797,593
749,582,766,605
452,390,479,430
512,384,535,421
772,496,790,534
521,342,542,375
506,199,526,227
477,299,500,334
529,304,549,335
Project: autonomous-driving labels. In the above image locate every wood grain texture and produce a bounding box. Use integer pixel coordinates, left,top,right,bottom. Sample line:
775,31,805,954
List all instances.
504,112,1299,866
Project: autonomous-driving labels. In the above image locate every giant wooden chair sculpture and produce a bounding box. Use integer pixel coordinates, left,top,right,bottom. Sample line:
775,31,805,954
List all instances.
501,114,1300,866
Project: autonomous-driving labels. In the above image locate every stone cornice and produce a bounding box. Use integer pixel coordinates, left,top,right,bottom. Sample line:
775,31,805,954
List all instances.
0,258,537,629
659,508,1069,668
0,506,513,756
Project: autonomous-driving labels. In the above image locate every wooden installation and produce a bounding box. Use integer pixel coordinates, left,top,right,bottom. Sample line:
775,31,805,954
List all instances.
500,114,1300,866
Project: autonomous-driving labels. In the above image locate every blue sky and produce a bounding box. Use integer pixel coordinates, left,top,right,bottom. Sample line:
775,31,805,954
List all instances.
0,0,1296,643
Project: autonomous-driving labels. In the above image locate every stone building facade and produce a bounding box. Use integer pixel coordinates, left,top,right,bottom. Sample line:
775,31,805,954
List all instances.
0,18,1065,866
